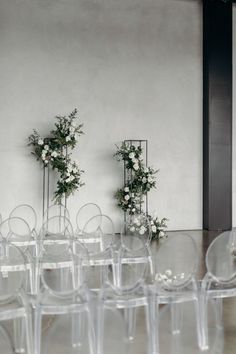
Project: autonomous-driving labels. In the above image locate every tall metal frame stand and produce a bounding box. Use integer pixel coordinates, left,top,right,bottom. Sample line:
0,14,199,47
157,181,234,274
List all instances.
42,145,68,223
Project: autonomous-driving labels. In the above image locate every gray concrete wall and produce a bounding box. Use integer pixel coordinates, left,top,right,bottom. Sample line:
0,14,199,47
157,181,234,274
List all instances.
0,0,202,231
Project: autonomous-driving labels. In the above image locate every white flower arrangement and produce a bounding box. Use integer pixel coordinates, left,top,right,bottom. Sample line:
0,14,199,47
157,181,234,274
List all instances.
28,109,84,203
114,142,168,240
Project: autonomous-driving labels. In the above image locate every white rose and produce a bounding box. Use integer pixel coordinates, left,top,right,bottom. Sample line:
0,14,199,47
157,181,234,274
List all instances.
73,168,77,173
130,226,135,232
67,166,73,173
142,177,147,183
51,151,58,158
44,145,49,151
66,172,70,177
133,164,139,171
69,127,75,133
131,193,135,197
124,187,129,192
44,160,48,164
38,139,44,146
150,220,154,225
139,228,145,235
165,269,172,277
132,158,138,164
159,231,165,238
129,152,135,159
65,177,70,183
132,208,136,212
152,226,157,233
66,136,71,142
41,150,46,156
124,195,130,201
144,167,148,173
128,204,131,208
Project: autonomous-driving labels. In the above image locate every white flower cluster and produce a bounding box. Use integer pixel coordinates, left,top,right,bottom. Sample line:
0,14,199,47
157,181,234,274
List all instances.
155,270,185,286
128,216,148,236
128,151,143,171
38,140,59,165
65,124,77,142
64,162,79,183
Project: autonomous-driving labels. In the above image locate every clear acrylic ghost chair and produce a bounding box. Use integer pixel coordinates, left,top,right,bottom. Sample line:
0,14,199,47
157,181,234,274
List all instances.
198,230,236,350
0,243,33,354
97,243,152,354
75,202,102,238
34,243,95,354
81,215,117,292
121,215,154,277
0,217,34,295
43,204,70,224
9,204,37,241
148,233,200,354
32,216,75,294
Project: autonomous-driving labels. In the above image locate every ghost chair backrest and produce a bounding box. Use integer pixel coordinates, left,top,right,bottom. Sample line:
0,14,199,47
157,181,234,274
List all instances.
43,204,70,224
39,215,74,256
206,230,236,284
9,204,37,236
0,243,27,301
154,233,199,290
82,214,116,255
76,203,102,235
0,217,31,252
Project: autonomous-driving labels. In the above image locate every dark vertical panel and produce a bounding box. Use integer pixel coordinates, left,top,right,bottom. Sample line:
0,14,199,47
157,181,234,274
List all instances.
203,0,232,230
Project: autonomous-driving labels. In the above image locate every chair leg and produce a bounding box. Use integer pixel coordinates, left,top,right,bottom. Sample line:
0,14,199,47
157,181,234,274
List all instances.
13,318,25,353
195,293,209,351
34,309,42,354
171,303,183,335
24,312,34,354
71,312,84,347
124,307,136,341
87,309,96,354
215,298,223,329
97,303,104,354
146,295,160,354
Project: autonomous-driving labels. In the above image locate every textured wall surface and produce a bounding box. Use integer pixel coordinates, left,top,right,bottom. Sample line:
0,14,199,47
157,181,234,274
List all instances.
0,0,202,231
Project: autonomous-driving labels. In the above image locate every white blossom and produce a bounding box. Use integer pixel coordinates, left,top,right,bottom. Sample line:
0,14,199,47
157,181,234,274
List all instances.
38,139,44,145
66,136,71,142
165,269,172,277
44,145,49,151
159,231,165,238
142,177,147,183
124,187,129,192
132,208,136,212
148,177,153,183
124,195,130,201
144,167,148,173
51,151,58,158
129,152,135,159
133,163,139,171
130,226,135,232
152,225,157,233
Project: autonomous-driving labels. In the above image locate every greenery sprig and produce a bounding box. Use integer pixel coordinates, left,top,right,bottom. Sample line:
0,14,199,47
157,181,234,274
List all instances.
28,109,84,203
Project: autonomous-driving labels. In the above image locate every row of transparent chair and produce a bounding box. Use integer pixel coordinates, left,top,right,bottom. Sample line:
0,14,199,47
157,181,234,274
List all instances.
2,205,227,354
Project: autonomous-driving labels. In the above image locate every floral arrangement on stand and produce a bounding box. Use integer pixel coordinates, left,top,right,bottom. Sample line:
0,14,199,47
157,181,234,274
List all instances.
114,142,168,240
28,108,84,203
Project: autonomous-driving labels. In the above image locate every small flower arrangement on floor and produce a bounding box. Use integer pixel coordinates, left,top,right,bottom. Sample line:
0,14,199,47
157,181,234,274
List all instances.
28,109,84,203
114,142,168,240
